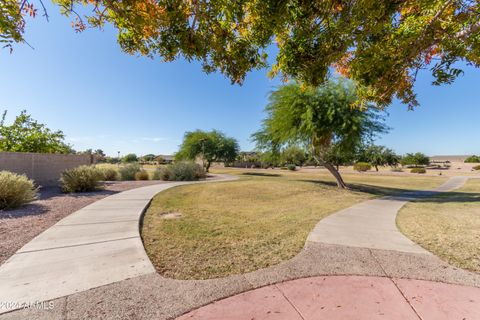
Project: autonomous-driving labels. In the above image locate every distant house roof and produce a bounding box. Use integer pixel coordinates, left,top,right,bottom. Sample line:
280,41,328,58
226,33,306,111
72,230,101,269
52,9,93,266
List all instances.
158,154,174,161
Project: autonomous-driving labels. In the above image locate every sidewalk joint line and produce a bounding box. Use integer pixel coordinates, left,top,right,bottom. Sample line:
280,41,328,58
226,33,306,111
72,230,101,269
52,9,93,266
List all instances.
16,236,139,255
369,249,423,320
274,284,306,320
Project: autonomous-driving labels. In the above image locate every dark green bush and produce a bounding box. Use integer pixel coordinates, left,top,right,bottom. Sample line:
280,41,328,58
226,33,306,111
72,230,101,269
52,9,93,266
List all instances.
99,167,118,181
0,171,38,209
60,165,103,193
287,164,296,171
135,170,150,181
410,167,426,174
119,163,141,181
353,162,371,172
159,162,206,181
465,155,480,163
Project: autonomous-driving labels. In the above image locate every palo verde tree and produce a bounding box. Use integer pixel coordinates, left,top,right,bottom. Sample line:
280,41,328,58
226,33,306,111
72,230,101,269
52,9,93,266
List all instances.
253,79,387,189
0,110,73,153
2,1,479,107
176,130,239,172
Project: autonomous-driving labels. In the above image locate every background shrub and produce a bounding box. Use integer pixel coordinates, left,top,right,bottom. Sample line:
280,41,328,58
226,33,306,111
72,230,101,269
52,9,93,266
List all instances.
0,171,38,209
287,164,296,171
353,162,371,172
135,170,150,181
152,168,165,180
390,167,403,172
410,167,427,174
119,163,141,181
473,165,480,170
60,165,103,193
465,155,480,163
159,162,206,181
99,167,118,181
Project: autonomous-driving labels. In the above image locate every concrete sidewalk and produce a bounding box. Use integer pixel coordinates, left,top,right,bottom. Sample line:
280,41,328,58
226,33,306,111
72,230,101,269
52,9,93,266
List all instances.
307,176,469,253
0,174,237,314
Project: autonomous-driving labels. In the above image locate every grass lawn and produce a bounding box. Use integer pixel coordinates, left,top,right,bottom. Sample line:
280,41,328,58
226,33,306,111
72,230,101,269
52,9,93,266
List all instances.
142,168,446,280
397,178,480,273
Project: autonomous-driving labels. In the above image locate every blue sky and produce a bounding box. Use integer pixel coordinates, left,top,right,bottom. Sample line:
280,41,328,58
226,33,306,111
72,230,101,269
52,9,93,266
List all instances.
1,3,478,157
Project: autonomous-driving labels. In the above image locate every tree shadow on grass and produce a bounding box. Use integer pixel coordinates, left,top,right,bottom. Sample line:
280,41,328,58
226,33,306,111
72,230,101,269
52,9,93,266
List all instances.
302,179,480,203
242,172,282,177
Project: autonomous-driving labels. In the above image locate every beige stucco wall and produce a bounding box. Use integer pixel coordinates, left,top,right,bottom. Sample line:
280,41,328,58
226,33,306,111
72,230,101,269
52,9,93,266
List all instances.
0,152,93,186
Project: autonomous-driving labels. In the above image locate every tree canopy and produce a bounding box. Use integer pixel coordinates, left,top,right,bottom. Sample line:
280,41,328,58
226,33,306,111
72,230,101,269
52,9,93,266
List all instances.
357,145,400,171
176,129,239,171
121,153,138,163
3,0,479,107
0,110,73,153
400,152,430,166
253,79,387,188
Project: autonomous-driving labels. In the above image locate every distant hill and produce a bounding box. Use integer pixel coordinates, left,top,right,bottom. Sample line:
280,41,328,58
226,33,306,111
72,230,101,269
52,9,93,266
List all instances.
430,155,472,162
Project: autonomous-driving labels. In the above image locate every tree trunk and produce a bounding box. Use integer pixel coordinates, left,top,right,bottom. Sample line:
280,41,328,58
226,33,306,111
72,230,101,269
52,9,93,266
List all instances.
375,165,379,172
323,162,348,189
205,161,211,172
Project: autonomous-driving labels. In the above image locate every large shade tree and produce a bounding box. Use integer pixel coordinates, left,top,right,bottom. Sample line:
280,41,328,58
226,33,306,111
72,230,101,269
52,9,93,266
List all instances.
253,79,387,188
176,129,239,172
0,110,73,153
2,1,479,107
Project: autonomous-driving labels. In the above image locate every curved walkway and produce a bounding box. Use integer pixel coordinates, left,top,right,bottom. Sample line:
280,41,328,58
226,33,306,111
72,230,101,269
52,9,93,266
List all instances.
0,174,237,314
307,176,469,253
1,175,480,319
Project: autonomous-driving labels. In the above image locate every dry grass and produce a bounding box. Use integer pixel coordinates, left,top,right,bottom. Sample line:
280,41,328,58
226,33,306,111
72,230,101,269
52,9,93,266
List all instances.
398,178,480,273
142,168,446,280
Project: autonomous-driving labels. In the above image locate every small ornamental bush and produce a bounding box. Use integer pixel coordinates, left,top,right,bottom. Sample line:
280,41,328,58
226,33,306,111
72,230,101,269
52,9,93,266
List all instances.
390,167,403,172
353,162,371,172
99,167,118,181
119,163,141,181
473,165,480,170
159,162,206,181
0,171,38,209
410,167,427,174
60,165,103,193
287,164,296,171
280,166,288,170
135,170,150,181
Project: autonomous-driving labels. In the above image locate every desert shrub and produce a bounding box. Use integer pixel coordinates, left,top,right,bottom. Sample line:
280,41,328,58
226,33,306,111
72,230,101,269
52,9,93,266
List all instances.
280,166,288,170
473,165,480,170
60,165,103,193
465,155,480,163
152,168,161,180
135,170,150,181
99,167,118,181
390,167,403,172
0,171,38,209
410,167,426,174
118,163,141,181
353,162,371,172
159,162,206,181
287,164,296,171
